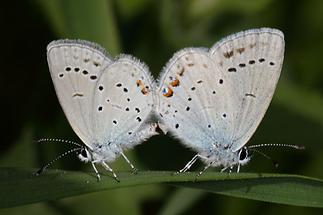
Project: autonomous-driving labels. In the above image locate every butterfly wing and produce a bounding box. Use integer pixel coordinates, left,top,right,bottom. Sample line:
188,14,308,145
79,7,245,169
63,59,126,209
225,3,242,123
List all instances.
47,40,112,147
91,55,156,149
156,48,232,153
156,28,284,154
209,28,284,151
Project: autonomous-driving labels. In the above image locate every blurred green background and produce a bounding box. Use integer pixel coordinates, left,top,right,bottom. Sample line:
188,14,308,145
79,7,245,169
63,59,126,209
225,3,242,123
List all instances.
1,0,323,214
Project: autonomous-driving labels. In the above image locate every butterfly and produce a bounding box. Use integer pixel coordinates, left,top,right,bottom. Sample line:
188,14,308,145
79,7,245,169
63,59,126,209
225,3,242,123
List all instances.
42,40,158,181
155,28,285,174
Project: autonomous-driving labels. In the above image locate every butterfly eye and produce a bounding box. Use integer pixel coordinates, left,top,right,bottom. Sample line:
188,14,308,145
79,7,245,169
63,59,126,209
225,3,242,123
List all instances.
80,148,88,158
239,147,248,161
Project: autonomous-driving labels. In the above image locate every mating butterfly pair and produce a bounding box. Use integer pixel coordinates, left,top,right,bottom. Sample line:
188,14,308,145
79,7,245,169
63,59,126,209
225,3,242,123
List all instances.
40,28,285,181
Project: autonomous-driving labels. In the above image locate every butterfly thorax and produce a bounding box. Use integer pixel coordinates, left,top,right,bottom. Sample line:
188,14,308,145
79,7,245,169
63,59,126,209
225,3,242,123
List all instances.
200,146,250,169
78,142,122,163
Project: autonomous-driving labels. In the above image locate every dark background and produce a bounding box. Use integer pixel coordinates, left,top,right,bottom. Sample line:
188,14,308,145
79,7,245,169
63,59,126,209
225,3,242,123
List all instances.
1,0,323,214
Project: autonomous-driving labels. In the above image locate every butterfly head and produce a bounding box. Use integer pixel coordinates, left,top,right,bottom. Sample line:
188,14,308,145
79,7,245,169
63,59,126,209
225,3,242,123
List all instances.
77,146,92,163
237,146,251,166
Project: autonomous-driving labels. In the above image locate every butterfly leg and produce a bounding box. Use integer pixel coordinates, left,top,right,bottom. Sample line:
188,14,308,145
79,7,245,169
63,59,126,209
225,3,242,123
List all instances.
177,154,200,174
197,161,213,177
121,152,138,174
221,166,230,172
101,162,120,182
237,164,241,173
229,166,234,173
91,162,101,181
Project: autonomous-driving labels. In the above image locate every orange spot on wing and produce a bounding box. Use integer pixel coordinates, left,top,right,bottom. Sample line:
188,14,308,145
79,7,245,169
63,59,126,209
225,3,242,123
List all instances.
170,78,180,87
136,79,142,87
162,87,173,97
141,87,148,95
136,79,149,95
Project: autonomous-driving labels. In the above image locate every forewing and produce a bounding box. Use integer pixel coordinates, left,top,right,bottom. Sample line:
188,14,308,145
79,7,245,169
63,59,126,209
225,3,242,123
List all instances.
209,28,284,151
47,40,112,147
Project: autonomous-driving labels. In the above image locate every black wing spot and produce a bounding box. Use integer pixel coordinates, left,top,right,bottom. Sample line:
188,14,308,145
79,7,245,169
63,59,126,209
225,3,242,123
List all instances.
113,120,117,124
249,60,255,65
135,108,140,113
116,83,122,87
259,58,265,63
186,106,190,111
197,80,203,84
219,79,224,84
136,117,142,122
127,98,130,102
245,93,256,98
99,85,104,91
208,124,211,128
188,97,192,101
82,70,88,75
175,123,179,129
191,87,196,91
90,75,97,80
59,73,64,78
73,93,83,97
228,67,237,72
128,131,132,135
74,67,80,72
212,91,216,94
125,107,129,111
222,113,227,118
270,62,275,66
239,63,246,68
65,67,71,72
123,88,128,93
98,106,103,111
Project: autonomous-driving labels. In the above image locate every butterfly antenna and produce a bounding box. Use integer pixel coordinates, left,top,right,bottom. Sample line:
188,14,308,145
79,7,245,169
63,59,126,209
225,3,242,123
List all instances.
34,147,82,175
248,143,305,150
249,148,279,168
36,138,82,147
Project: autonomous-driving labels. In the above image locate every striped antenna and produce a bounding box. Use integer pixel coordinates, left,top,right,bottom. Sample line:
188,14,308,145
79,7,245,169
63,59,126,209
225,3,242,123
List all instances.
36,138,82,147
34,147,82,175
248,143,305,150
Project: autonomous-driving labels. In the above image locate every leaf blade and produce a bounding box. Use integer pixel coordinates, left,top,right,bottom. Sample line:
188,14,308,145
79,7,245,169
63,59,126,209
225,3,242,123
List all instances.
1,168,323,208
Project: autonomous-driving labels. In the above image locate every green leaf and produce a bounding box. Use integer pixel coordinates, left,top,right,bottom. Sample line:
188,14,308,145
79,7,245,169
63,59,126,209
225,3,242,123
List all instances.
1,168,323,208
187,0,273,20
35,0,120,55
274,81,323,127
115,0,152,19
158,188,205,215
